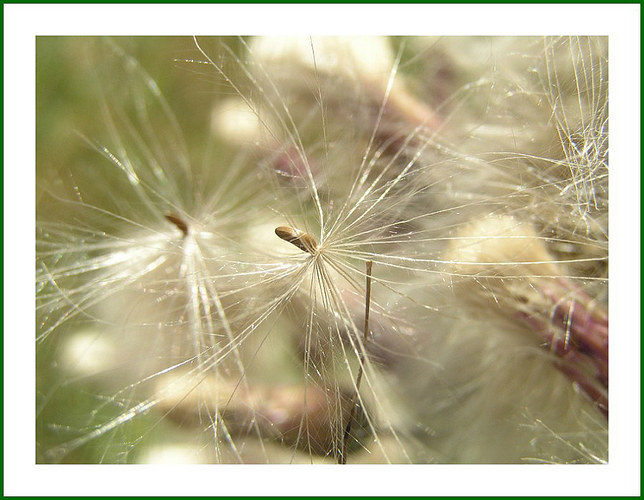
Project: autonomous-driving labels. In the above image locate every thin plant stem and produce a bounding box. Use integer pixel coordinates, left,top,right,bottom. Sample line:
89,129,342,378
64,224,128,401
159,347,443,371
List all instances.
340,260,373,464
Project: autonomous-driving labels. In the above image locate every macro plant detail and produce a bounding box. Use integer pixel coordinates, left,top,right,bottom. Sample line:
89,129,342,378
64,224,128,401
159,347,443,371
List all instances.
36,36,608,464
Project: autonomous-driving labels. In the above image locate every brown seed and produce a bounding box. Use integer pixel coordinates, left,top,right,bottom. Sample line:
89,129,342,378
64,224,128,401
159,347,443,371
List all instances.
275,226,318,254
165,212,189,237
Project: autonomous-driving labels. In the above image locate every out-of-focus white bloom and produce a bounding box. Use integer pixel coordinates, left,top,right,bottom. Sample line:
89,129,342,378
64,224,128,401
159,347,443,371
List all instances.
60,330,118,377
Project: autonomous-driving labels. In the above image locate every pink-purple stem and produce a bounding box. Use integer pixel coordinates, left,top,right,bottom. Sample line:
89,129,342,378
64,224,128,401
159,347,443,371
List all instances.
519,278,608,418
